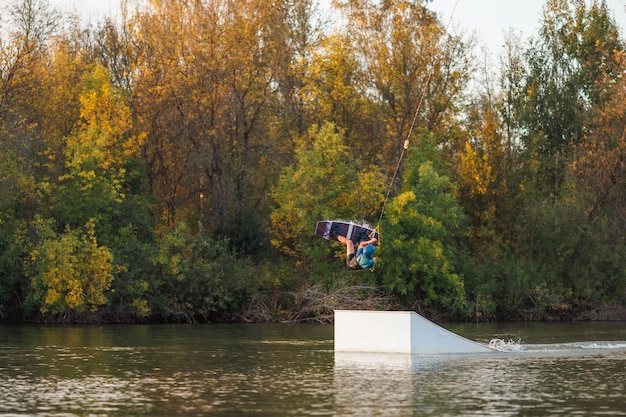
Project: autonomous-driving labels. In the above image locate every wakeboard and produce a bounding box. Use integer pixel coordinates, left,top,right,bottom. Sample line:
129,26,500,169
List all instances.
315,220,379,245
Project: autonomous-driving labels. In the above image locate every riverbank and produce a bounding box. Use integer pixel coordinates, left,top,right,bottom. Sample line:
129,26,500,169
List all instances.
8,284,626,325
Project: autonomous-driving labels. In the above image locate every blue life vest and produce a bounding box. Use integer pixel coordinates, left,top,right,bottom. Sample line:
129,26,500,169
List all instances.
356,245,375,269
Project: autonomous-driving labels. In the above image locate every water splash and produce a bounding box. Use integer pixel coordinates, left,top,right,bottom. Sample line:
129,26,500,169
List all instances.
488,338,525,352
523,341,626,352
487,338,626,354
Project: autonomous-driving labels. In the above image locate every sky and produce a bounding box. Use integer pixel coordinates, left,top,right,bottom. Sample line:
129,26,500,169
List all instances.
1,0,626,56
430,0,626,54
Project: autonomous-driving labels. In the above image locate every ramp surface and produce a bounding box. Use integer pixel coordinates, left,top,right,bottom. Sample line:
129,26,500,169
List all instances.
334,310,494,354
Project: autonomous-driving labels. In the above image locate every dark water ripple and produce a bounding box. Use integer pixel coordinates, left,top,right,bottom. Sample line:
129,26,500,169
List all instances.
1,323,625,416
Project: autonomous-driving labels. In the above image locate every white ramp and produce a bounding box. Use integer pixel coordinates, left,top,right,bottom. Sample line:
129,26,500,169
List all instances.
334,310,494,354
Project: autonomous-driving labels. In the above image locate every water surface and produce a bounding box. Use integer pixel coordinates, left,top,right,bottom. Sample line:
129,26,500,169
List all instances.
1,321,625,416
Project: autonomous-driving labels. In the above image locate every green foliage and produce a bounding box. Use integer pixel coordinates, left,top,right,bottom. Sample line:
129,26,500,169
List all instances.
0,142,35,320
106,224,155,319
26,217,114,317
149,223,258,322
0,219,27,320
513,189,626,319
270,122,385,276
378,145,467,313
512,0,623,195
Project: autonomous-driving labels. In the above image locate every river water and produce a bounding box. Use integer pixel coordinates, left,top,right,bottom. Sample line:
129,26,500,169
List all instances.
1,320,625,416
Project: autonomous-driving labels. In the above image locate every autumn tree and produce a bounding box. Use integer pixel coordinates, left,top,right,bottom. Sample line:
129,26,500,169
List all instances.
0,0,89,320
335,0,473,173
58,64,138,232
267,0,323,138
512,0,623,194
26,217,114,318
563,40,626,312
0,0,68,205
124,0,320,254
493,0,626,318
452,41,523,318
302,33,384,165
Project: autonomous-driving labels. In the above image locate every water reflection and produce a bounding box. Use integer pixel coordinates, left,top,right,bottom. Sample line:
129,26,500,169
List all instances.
2,323,626,416
334,347,626,416
1,324,338,416
334,353,447,416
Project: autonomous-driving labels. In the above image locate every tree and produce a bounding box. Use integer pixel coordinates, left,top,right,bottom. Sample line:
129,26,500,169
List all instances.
0,0,87,320
561,35,626,312
26,217,114,318
147,222,257,322
513,0,623,194
58,64,139,238
270,122,385,272
302,33,383,165
0,0,71,215
377,138,467,314
126,0,316,250
456,88,518,318
335,0,473,173
0,142,32,320
486,0,626,319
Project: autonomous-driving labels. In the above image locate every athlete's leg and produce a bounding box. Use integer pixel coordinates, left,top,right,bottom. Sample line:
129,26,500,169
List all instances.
337,235,355,256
